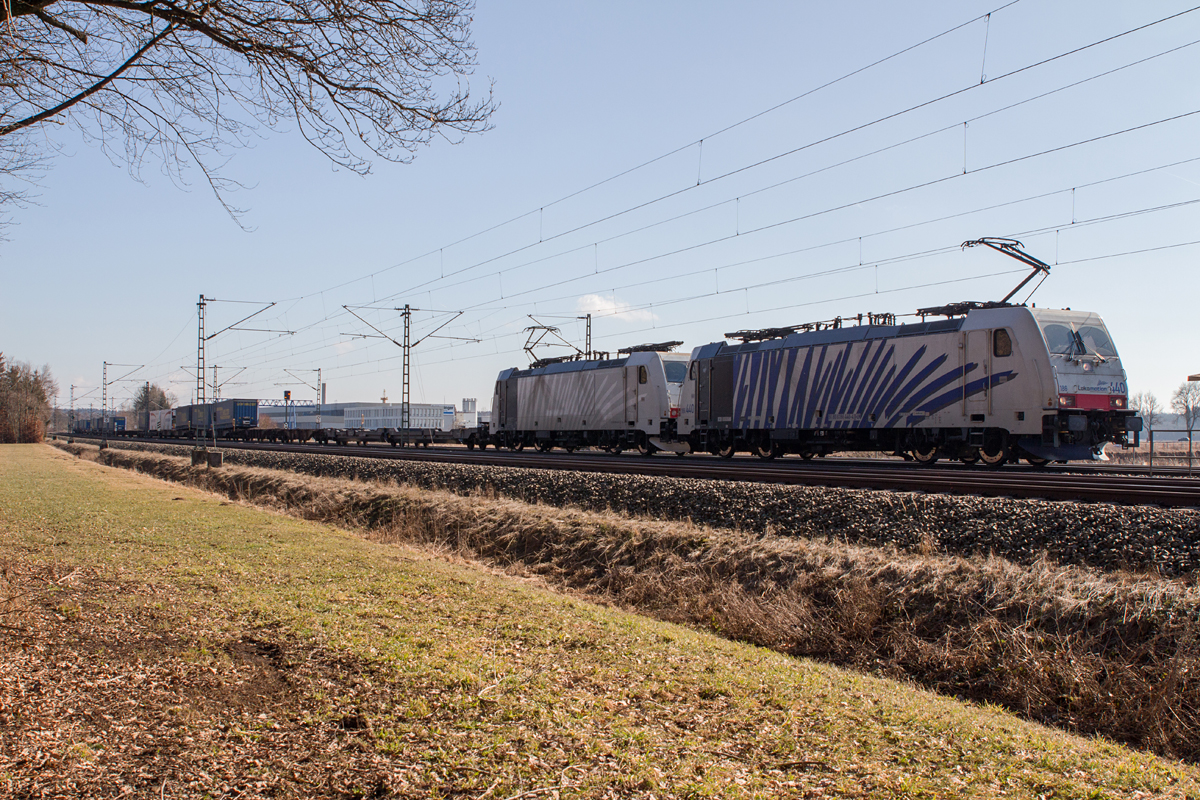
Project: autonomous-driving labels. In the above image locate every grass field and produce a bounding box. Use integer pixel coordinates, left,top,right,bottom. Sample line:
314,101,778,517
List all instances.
3,444,1200,798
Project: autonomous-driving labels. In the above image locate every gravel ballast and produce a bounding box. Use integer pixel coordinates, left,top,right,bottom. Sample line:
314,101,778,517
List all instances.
86,441,1200,576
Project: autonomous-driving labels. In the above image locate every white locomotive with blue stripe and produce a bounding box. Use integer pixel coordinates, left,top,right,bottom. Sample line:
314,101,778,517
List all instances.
677,304,1140,465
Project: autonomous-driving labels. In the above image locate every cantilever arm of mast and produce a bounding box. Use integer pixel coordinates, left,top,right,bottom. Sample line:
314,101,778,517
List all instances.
343,307,479,348
342,306,404,348
106,363,144,384
413,311,479,347
204,301,287,340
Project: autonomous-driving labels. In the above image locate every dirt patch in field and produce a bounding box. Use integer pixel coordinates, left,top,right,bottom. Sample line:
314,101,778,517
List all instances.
0,560,420,799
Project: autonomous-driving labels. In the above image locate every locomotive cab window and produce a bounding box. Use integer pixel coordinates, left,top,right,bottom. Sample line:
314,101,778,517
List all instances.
663,361,688,384
689,361,697,381
993,328,1012,357
1078,325,1117,357
1042,323,1076,355
638,365,648,384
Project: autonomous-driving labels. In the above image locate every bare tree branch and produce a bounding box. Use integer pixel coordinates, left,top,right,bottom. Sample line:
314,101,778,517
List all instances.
0,0,495,219
0,24,174,136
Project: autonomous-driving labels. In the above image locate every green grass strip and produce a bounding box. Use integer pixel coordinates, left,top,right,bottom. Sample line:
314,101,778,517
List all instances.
2,443,1198,799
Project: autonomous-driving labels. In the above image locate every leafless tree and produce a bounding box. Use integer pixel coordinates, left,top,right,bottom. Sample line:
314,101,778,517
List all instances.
131,382,175,413
0,353,58,442
1131,390,1161,435
0,0,495,217
1174,381,1200,434
1173,380,1200,469
122,382,176,428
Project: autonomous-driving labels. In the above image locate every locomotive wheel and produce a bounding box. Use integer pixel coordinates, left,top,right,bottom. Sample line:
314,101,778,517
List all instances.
980,444,1008,467
800,451,815,460
959,449,980,465
564,446,577,453
510,440,525,452
717,442,736,459
755,441,778,460
466,440,475,451
637,441,656,456
912,442,939,465
536,441,552,453
1025,456,1051,467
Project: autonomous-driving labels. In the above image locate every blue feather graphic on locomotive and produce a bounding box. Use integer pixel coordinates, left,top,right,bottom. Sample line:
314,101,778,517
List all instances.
728,341,1015,432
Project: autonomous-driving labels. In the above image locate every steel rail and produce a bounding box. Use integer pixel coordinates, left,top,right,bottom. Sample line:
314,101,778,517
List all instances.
65,435,1200,509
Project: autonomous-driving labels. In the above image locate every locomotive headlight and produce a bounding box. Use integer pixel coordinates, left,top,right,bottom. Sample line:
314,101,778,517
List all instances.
1059,394,1076,408
1111,396,1126,409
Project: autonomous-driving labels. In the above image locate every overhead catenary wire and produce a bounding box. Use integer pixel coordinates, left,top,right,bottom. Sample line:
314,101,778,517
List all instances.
177,169,1200,388
413,31,1200,305
368,5,1200,309
131,4,1200,400
442,107,1200,315
278,1,1028,305
221,217,1200,382
196,34,1198,339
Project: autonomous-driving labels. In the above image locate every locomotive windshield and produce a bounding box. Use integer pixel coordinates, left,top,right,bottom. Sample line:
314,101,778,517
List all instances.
1038,316,1118,358
664,361,688,384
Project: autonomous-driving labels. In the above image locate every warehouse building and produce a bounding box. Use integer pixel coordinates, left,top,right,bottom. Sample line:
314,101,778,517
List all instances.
258,399,474,431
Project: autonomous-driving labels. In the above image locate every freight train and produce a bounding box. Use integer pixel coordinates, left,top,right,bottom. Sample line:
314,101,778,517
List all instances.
76,398,484,448
71,240,1145,466
488,240,1143,466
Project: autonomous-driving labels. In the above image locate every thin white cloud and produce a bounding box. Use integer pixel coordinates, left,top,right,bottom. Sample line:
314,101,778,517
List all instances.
576,293,657,322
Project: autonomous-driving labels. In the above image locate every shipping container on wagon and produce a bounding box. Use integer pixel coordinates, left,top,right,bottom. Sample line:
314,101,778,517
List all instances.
149,408,175,433
173,405,194,432
173,404,212,434
193,404,212,433
211,399,258,432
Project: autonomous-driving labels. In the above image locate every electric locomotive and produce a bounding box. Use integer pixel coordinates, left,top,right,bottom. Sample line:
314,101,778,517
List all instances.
677,303,1139,465
676,239,1141,465
490,344,690,454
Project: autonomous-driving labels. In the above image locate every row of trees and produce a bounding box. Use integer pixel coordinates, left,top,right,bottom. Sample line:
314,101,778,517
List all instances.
0,353,57,443
1131,381,1200,435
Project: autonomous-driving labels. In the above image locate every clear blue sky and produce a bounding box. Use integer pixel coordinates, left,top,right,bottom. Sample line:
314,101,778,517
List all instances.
4,0,1198,413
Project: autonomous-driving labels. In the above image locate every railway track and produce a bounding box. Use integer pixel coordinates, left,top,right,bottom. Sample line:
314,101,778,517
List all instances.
67,435,1200,509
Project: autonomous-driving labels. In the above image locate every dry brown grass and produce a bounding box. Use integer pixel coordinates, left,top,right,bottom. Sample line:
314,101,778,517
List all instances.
0,561,32,633
1109,439,1197,467
58,441,1200,762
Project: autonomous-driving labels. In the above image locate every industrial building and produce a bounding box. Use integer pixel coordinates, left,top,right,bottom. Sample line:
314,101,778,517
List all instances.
258,398,481,431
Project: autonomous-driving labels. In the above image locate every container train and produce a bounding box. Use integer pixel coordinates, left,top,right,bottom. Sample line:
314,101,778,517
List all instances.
76,397,484,448
71,241,1146,466
489,241,1143,465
